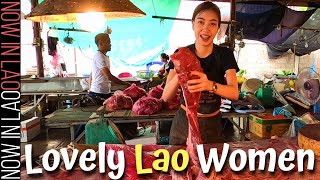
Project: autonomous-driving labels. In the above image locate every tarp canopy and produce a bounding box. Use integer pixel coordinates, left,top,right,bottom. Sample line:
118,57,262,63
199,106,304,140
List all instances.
232,1,320,58
267,9,320,58
46,0,180,69
31,0,320,70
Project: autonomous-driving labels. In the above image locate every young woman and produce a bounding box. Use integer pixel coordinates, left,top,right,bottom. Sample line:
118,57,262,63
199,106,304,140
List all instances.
157,53,173,78
162,2,239,145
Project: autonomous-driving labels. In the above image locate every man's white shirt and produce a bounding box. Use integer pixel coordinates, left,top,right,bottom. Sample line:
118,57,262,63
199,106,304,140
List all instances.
90,51,111,94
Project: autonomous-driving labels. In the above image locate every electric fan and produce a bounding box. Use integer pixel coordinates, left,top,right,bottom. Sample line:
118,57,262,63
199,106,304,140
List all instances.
295,68,320,157
294,67,320,107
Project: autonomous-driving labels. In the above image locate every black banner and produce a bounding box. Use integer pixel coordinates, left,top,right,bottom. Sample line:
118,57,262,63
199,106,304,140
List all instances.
1,0,21,179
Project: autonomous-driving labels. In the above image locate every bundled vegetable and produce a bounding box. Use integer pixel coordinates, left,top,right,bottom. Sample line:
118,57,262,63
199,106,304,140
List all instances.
237,69,247,84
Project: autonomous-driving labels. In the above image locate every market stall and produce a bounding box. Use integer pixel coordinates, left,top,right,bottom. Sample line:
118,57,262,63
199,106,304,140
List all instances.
20,0,320,179
44,107,251,142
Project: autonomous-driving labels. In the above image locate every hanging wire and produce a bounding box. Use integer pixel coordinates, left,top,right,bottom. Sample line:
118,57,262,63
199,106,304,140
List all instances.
75,41,94,61
152,0,157,16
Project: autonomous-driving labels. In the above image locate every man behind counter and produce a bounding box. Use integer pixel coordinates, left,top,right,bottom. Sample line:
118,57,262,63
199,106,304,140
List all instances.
89,32,130,102
77,32,137,140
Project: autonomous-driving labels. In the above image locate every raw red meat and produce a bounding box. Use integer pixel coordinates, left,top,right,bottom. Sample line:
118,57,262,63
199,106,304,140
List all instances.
148,85,163,99
123,84,146,102
103,94,133,110
132,96,162,115
148,84,180,110
170,47,203,144
163,89,181,110
170,47,204,178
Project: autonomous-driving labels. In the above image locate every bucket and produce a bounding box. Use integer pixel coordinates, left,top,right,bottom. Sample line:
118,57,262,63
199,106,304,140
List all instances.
85,114,125,145
241,78,262,94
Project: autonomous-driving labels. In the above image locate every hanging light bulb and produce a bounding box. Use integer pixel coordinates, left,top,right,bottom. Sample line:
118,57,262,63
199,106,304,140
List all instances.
25,0,146,23
305,42,309,48
76,12,105,32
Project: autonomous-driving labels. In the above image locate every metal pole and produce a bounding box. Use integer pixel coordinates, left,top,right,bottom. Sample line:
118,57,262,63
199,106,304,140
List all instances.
74,47,78,76
31,0,44,77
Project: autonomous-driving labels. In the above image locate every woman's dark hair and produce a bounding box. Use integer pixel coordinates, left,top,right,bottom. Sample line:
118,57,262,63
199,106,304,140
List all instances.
161,53,169,60
191,2,221,28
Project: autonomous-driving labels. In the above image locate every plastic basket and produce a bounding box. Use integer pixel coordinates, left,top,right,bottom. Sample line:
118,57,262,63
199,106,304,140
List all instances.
136,70,155,80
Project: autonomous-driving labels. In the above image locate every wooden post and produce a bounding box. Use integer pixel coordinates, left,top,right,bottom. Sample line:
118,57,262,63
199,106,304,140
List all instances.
31,0,44,77
229,0,236,50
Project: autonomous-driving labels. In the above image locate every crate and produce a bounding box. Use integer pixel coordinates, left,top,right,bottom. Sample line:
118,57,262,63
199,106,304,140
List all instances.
21,117,40,142
249,113,292,138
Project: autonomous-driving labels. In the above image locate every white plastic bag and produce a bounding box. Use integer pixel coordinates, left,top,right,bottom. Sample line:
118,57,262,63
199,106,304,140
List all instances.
282,119,296,137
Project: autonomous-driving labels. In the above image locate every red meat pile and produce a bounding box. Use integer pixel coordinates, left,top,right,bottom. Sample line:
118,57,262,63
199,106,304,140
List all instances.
163,89,181,110
132,96,162,115
103,94,133,111
147,85,163,99
123,84,146,102
148,85,180,110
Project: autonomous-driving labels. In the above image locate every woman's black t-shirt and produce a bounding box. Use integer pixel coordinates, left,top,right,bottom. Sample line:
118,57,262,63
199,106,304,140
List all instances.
169,44,239,114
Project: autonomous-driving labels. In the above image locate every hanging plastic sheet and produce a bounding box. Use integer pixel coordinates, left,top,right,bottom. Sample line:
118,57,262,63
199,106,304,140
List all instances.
235,3,316,44
267,9,320,57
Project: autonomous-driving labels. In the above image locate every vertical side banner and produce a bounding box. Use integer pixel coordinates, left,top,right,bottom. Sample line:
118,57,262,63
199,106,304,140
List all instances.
1,0,21,179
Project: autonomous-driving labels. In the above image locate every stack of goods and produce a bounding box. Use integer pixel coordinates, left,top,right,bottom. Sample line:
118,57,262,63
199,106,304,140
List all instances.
220,99,232,112
248,113,292,138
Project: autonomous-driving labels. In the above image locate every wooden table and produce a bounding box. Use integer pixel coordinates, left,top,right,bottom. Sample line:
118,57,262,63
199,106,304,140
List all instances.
45,106,101,142
103,110,250,142
45,106,252,142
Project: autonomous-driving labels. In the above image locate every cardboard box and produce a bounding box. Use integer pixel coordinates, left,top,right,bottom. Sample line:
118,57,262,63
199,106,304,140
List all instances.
249,113,292,138
21,117,40,142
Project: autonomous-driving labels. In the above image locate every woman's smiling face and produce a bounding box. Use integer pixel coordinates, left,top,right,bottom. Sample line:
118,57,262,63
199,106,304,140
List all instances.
192,9,219,47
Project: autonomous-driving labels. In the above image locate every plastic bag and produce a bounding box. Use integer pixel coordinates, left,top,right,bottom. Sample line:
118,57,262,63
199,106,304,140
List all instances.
282,119,296,137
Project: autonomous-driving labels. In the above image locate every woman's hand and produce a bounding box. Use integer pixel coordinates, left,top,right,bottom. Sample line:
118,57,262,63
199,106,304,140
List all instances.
187,71,213,93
